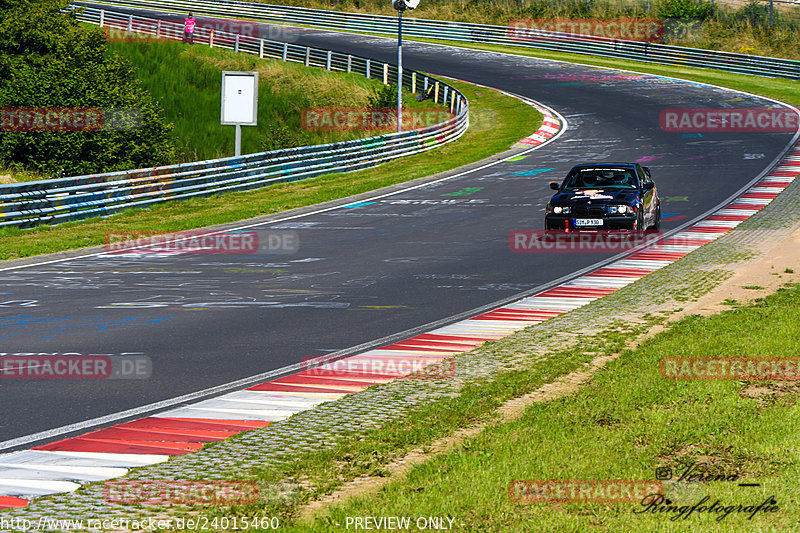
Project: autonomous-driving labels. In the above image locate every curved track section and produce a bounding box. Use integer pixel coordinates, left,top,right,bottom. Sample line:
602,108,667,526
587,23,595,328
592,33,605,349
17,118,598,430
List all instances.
1,10,798,506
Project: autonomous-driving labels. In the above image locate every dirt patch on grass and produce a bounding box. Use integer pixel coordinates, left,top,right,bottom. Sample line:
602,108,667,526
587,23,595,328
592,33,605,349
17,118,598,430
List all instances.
0,174,16,184
296,352,620,523
741,381,800,406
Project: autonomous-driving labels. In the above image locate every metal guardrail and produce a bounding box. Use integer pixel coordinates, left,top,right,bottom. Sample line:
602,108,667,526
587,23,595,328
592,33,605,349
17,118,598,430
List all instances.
0,6,467,228
79,0,800,80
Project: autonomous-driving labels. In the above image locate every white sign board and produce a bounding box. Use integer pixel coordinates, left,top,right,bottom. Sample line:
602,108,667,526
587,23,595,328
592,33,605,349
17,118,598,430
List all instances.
392,0,419,9
221,71,258,126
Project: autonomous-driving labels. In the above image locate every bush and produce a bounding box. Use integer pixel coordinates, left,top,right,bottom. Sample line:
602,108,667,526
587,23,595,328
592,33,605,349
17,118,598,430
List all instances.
260,121,307,151
368,83,399,109
0,0,176,176
656,0,714,20
736,0,771,27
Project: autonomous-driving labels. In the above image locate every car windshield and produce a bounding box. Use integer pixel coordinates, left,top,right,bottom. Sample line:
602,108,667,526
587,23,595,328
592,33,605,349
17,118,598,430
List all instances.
562,168,639,189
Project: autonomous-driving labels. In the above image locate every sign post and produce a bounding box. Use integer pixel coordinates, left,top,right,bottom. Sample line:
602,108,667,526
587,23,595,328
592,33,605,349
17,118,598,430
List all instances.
391,0,419,133
221,71,259,156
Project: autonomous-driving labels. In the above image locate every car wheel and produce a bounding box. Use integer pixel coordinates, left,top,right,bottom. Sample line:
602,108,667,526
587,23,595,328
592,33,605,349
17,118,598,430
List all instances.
635,211,645,233
647,203,661,232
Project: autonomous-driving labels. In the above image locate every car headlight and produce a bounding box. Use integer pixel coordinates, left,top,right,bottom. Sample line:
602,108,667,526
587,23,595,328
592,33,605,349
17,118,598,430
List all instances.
552,206,571,214
608,205,633,214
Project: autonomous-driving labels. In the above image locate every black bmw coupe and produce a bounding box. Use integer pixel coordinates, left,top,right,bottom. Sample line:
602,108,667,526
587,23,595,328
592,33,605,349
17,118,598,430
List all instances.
545,163,661,232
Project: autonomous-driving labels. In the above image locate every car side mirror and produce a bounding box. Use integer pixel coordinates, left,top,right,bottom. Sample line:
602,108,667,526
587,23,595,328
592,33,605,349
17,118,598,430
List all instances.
549,182,560,191
642,182,655,190
643,166,652,178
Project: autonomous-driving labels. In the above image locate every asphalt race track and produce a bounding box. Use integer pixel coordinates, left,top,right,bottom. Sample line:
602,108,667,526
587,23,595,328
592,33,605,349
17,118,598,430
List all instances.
0,7,794,448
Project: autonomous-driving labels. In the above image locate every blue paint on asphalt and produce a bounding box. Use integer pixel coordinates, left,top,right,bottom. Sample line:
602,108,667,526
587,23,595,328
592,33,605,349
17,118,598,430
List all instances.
512,168,555,177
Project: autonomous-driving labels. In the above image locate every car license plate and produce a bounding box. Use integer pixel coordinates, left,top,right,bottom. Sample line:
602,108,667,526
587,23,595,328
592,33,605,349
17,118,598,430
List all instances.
574,218,603,227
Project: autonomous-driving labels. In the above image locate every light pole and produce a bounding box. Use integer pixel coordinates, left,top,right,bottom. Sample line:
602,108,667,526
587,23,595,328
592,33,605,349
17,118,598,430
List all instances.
392,0,419,133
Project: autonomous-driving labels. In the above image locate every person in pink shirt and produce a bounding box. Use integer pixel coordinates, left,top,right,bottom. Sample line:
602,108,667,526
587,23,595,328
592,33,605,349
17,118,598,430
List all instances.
183,13,196,44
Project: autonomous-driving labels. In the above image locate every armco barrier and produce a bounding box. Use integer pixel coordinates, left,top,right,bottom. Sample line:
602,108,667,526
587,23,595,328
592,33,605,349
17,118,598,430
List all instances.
0,6,467,228
77,0,800,80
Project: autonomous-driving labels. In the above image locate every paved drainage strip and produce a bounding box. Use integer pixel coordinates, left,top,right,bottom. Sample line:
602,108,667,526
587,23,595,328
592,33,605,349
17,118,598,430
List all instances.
1,112,798,523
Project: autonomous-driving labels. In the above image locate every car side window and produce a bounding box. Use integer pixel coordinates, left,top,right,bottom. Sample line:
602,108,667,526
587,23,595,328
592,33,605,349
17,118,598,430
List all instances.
636,165,651,184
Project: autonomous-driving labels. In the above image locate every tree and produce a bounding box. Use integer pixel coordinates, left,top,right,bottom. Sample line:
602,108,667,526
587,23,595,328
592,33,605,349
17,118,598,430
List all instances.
0,0,176,176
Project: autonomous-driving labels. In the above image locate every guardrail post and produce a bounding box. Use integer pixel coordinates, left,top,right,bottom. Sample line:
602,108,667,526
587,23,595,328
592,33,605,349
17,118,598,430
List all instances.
347,55,352,73
366,59,371,79
443,86,449,106
210,30,214,48
305,47,310,66
259,39,264,58
450,91,455,113
411,72,416,93
235,34,240,52
127,14,133,32
434,82,439,103
769,0,774,27
282,42,288,61
383,63,389,85
424,77,429,93
326,50,332,70
99,9,104,27
156,20,161,38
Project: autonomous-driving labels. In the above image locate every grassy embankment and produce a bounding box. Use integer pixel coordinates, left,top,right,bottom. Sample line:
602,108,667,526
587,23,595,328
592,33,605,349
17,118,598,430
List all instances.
106,41,444,163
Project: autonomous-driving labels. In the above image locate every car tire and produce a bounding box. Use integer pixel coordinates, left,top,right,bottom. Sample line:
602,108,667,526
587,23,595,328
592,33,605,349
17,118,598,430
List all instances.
647,203,661,232
635,211,645,234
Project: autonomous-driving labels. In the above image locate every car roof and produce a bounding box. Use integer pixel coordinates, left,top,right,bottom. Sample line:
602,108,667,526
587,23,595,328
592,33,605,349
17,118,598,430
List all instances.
570,163,637,170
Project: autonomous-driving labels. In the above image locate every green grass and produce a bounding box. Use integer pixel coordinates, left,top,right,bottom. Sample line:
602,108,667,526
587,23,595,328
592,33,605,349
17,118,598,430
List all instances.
0,80,540,261
291,284,800,531
106,41,438,162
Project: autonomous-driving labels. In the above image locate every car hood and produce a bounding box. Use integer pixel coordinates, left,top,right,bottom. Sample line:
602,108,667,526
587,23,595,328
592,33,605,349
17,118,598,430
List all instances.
550,188,640,205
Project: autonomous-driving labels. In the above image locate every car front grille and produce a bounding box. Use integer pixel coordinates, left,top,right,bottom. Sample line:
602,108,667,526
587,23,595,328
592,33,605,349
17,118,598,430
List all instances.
572,206,605,217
